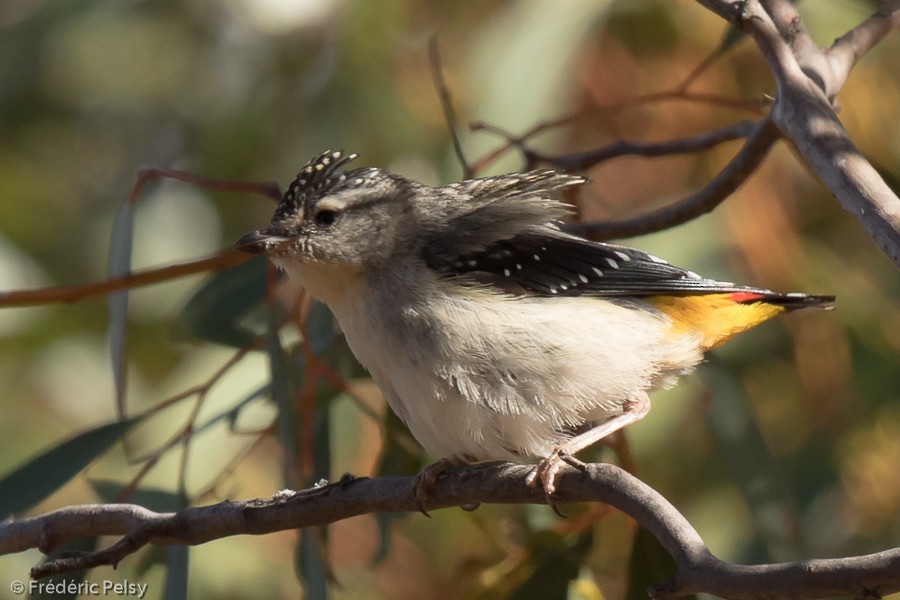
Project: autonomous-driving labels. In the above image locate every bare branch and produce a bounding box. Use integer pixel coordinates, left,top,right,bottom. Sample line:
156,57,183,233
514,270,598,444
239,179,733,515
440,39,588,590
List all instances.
739,0,900,266
568,117,780,241
428,36,472,178
3,464,899,599
0,250,250,308
525,119,759,171
468,91,767,175
131,168,282,203
698,0,900,266
826,0,900,95
758,0,816,55
651,547,900,600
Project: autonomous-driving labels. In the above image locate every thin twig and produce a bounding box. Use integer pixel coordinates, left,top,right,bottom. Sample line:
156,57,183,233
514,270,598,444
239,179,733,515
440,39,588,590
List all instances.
131,168,282,203
0,250,250,307
525,119,758,171
568,117,780,241
468,91,767,175
428,36,471,178
826,0,900,96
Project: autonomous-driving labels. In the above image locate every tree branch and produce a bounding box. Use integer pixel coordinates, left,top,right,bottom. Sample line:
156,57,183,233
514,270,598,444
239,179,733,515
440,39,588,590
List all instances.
826,0,900,96
568,117,780,240
428,36,472,179
3,464,899,599
0,250,250,308
698,0,900,266
523,119,759,171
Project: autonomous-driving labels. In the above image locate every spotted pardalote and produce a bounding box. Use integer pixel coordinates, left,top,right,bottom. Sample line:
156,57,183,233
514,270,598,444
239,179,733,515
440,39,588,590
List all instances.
236,149,834,496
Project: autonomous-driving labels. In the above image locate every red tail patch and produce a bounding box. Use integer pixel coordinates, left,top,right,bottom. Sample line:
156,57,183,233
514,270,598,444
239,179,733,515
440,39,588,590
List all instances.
727,291,766,303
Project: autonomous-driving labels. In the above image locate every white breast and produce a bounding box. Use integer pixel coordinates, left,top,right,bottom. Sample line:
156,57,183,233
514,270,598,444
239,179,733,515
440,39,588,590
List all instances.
283,259,703,461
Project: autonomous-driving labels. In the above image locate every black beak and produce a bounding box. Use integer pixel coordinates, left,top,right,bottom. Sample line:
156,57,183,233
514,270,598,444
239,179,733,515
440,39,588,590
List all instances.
234,229,293,255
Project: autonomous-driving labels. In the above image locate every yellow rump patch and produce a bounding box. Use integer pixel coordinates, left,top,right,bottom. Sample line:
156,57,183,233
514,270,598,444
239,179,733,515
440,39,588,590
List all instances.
650,293,786,351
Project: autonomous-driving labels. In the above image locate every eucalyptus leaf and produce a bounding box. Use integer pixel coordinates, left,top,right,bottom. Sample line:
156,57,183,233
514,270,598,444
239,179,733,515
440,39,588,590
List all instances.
176,257,268,347
0,416,141,517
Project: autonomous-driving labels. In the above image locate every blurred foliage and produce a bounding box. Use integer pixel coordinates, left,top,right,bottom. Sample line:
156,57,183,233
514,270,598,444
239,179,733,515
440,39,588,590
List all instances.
1,0,899,599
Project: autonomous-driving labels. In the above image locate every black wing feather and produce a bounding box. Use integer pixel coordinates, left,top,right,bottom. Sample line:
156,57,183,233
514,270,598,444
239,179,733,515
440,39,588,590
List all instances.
431,226,771,298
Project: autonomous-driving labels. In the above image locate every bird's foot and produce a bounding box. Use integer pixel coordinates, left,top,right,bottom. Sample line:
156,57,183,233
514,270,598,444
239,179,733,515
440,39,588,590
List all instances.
526,449,587,514
413,455,475,516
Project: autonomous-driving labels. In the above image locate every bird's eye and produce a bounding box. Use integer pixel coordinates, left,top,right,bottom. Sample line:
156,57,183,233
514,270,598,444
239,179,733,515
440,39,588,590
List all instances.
314,209,338,227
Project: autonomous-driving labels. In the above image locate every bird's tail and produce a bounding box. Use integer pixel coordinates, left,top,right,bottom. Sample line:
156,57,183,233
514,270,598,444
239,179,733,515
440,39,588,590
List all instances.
652,291,835,351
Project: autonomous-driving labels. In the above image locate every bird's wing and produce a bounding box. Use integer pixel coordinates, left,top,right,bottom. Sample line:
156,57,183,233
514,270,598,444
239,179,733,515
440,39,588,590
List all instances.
429,225,768,298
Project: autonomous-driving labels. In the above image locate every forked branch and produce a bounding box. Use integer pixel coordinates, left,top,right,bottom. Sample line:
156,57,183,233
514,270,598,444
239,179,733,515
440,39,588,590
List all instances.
2,464,898,600
698,0,900,265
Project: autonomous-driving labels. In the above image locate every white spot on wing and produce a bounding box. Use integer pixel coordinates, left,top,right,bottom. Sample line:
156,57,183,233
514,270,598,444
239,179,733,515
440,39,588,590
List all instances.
606,258,619,269
592,267,604,277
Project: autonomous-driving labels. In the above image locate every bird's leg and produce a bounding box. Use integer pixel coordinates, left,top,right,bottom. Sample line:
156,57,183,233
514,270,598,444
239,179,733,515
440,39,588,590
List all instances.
413,454,477,516
526,392,651,499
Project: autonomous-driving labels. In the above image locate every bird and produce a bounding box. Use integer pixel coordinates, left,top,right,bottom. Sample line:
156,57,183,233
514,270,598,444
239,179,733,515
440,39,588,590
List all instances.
235,149,834,499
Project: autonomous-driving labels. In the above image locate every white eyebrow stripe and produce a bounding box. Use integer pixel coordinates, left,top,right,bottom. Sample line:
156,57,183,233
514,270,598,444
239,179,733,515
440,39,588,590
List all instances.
312,197,348,213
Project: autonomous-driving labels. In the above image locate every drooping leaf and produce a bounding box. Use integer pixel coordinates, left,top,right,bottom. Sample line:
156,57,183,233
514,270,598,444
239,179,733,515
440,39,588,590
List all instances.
0,416,141,517
31,536,98,600
703,358,802,562
305,301,336,355
625,527,689,600
89,479,182,513
108,200,134,418
176,257,268,347
193,384,269,436
164,544,190,600
297,529,329,600
716,22,746,56
508,531,593,600
266,301,299,485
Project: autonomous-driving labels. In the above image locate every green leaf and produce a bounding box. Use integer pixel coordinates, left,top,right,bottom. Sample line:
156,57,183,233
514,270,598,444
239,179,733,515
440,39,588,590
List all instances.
32,536,98,599
305,301,336,355
89,479,182,513
164,544,190,600
134,545,169,578
108,200,134,418
0,416,141,517
297,530,329,600
508,531,592,600
176,257,268,347
266,302,299,485
716,22,746,55
703,359,802,562
625,527,689,600
193,384,269,436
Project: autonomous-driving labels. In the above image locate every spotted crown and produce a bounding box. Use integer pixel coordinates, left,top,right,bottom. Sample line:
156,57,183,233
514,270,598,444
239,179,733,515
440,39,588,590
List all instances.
273,149,360,221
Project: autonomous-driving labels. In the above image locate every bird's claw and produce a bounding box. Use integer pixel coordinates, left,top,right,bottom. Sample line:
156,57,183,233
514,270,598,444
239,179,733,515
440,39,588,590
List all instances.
413,456,471,516
526,449,586,513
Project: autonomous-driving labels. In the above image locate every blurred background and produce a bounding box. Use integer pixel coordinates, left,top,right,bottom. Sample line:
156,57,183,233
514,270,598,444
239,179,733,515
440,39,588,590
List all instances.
1,0,899,598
